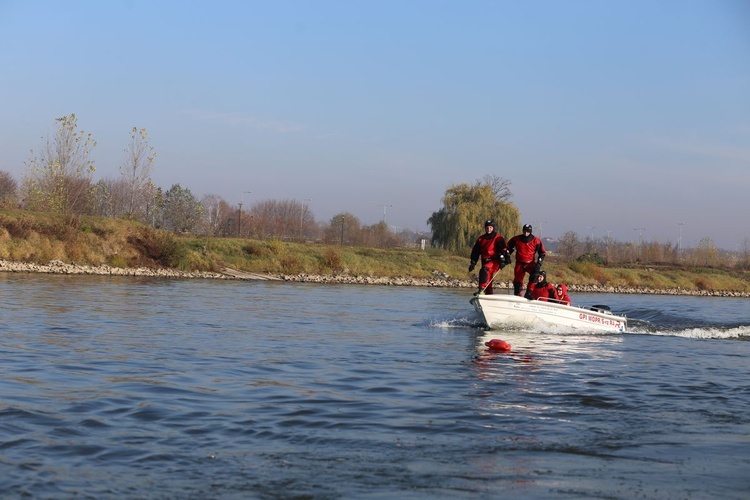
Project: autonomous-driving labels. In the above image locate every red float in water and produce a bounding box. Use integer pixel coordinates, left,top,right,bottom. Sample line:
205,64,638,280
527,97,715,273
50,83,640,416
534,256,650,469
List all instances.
485,339,511,352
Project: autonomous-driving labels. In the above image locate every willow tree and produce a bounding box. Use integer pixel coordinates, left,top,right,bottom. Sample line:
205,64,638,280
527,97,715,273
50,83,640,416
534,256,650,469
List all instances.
22,114,97,214
428,177,519,252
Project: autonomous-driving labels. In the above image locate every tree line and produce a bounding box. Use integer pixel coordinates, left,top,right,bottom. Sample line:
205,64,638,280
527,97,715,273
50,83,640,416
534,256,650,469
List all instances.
2,114,747,270
0,114,423,248
554,231,749,270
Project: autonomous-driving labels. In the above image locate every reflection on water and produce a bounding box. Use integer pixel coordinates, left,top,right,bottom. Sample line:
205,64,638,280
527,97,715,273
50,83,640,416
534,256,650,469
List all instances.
0,274,749,498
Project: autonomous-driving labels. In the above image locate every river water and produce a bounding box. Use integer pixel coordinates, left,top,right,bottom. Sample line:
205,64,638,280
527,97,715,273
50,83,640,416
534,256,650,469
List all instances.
1,273,748,499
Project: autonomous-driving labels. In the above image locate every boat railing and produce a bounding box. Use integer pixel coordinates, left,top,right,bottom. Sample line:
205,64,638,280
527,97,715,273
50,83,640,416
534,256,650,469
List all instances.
529,297,573,306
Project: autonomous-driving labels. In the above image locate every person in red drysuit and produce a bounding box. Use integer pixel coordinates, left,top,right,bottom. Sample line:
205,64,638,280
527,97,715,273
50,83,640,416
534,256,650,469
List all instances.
469,220,509,295
555,283,572,305
506,224,547,296
525,271,557,301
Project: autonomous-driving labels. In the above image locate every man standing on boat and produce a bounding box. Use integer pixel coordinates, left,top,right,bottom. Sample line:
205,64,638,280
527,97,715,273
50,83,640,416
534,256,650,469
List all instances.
469,220,509,295
506,224,547,297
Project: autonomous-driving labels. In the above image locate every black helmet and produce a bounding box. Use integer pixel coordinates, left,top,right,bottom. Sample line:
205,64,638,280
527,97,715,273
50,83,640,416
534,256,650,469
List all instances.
522,224,532,233
484,220,495,228
538,270,546,279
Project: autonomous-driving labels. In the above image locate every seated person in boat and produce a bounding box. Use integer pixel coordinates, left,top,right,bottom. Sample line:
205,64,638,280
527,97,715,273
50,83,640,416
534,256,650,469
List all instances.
525,270,557,301
555,283,572,305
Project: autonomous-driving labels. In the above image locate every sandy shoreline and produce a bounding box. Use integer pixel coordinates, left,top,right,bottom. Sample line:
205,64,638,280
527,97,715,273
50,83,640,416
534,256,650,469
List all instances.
1,259,747,297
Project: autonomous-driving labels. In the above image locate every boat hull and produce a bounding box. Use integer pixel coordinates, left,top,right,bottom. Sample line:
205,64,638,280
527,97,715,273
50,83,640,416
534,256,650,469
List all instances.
471,294,627,333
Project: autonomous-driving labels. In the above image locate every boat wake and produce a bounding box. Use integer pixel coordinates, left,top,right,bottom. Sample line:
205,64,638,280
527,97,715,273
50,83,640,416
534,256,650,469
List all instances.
624,305,750,338
424,312,486,329
427,313,750,340
428,297,750,340
626,320,750,339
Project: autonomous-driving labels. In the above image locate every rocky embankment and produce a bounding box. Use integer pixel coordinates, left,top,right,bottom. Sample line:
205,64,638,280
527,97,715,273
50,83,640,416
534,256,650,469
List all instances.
1,259,747,297
0,259,228,280
280,273,749,297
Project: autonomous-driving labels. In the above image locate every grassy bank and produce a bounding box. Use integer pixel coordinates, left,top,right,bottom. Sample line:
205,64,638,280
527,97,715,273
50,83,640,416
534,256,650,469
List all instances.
1,209,749,294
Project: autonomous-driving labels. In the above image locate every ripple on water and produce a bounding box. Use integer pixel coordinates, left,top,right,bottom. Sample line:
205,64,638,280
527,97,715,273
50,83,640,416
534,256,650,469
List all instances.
1,279,749,498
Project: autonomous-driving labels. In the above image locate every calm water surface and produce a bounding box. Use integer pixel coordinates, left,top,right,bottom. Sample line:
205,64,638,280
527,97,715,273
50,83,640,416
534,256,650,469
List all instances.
1,274,749,499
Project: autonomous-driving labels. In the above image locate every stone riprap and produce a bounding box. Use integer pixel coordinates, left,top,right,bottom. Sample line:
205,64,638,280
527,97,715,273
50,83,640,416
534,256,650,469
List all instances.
279,274,749,297
0,259,227,280
1,259,747,297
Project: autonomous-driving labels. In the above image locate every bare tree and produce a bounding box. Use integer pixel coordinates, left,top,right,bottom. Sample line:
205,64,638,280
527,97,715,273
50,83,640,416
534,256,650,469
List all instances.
22,114,97,213
738,238,750,270
120,127,157,221
360,221,405,248
556,231,581,262
90,178,130,218
200,194,234,236
480,174,512,201
694,237,719,267
323,213,362,245
246,199,313,240
582,235,599,256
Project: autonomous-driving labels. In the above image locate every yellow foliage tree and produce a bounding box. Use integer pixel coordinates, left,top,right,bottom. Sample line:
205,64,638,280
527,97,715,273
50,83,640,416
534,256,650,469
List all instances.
22,114,97,214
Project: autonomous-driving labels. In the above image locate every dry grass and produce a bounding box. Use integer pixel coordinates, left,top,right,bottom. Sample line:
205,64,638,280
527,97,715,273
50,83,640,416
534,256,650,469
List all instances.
0,209,748,293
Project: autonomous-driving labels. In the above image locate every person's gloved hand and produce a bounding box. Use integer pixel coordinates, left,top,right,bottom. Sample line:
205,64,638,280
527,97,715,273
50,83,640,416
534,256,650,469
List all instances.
468,262,476,272
534,256,544,272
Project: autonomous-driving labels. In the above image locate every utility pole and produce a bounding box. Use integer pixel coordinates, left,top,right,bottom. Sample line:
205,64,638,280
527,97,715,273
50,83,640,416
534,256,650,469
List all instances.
537,220,549,239
378,204,393,224
678,222,684,253
634,227,646,246
237,202,242,237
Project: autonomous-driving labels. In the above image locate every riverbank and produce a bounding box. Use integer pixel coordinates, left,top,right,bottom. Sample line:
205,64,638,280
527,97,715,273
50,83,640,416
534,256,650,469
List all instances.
2,259,748,297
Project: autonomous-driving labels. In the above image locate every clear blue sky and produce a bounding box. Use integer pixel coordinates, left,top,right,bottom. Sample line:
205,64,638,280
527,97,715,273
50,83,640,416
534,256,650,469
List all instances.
1,0,748,250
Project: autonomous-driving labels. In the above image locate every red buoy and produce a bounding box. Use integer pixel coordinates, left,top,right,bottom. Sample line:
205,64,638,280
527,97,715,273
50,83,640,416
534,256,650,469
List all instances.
485,339,511,352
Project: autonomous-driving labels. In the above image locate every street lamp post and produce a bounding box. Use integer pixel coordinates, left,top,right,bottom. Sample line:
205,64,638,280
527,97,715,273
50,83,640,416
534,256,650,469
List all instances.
238,191,251,238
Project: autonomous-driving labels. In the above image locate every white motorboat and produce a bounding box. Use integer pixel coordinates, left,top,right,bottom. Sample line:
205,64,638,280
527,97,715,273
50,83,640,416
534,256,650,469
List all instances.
470,293,627,333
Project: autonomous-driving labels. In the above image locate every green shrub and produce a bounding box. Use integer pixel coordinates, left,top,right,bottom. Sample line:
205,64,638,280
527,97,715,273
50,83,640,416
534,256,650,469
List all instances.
576,252,606,265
